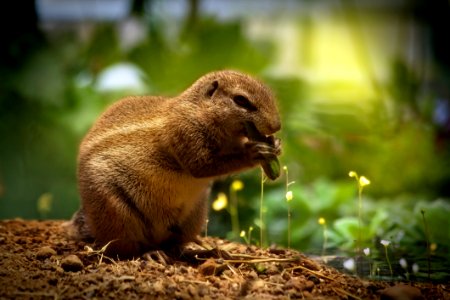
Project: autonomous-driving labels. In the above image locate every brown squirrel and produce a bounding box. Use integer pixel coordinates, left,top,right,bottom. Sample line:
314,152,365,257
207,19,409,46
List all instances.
66,70,281,257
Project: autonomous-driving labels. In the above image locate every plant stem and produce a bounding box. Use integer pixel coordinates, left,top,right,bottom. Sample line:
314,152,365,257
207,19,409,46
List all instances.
285,167,290,249
287,206,291,249
321,223,327,258
356,184,363,277
358,185,362,255
384,245,393,277
260,168,265,247
229,187,239,239
421,209,431,280
248,227,253,245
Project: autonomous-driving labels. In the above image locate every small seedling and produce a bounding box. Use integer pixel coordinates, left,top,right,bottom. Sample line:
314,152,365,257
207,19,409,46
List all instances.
363,247,372,277
421,209,431,280
240,227,253,245
230,180,244,239
348,171,370,255
380,239,393,277
248,226,254,245
204,219,209,238
283,166,295,249
259,168,267,247
399,258,410,280
318,217,327,260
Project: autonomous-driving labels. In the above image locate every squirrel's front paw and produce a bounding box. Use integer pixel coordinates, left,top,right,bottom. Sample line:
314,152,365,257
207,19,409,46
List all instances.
245,139,281,180
267,136,281,156
246,141,279,162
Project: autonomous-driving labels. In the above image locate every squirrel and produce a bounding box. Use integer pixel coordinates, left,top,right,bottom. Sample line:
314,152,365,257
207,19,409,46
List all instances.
66,70,281,257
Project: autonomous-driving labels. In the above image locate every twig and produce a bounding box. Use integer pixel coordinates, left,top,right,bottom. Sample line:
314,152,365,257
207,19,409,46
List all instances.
287,265,335,282
195,255,300,264
181,279,211,285
223,257,300,264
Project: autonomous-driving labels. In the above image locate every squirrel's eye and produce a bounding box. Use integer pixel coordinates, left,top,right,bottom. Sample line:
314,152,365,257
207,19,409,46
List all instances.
233,95,257,112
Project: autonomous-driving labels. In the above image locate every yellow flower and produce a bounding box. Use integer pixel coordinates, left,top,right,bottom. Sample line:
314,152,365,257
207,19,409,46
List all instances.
359,176,370,187
231,180,244,191
285,191,293,202
318,217,326,225
240,230,246,237
212,192,228,211
348,171,357,178
430,243,437,252
37,193,53,215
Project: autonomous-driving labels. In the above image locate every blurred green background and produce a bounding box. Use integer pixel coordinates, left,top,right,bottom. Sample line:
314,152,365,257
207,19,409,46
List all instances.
1,0,449,278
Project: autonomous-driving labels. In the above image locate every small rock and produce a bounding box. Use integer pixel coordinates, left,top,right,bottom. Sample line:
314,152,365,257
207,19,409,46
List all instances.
251,279,266,291
286,276,303,291
198,259,216,276
36,246,57,260
61,255,84,272
380,284,424,300
268,247,286,255
307,275,320,285
198,258,228,276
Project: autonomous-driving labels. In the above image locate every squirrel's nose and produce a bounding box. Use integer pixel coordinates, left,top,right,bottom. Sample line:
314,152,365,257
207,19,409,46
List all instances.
269,119,281,134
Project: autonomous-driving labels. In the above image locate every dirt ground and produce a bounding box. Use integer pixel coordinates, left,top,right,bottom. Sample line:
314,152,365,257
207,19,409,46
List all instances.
0,219,448,299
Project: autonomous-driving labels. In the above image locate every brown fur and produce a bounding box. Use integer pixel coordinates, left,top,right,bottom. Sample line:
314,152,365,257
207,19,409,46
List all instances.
67,70,281,257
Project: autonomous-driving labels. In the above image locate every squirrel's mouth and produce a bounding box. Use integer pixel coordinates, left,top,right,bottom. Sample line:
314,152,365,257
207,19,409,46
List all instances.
243,121,271,143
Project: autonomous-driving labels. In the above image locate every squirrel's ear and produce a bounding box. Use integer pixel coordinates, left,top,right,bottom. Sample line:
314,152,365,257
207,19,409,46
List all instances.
206,80,219,98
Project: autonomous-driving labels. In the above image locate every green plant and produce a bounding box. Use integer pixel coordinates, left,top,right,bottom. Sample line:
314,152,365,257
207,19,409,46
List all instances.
230,180,244,239
259,168,267,247
421,209,431,280
318,217,327,259
380,239,393,277
240,226,254,245
348,171,371,255
283,166,295,249
363,247,372,277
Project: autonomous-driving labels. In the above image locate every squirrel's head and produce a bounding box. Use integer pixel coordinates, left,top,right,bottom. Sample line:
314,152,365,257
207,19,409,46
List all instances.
184,70,281,139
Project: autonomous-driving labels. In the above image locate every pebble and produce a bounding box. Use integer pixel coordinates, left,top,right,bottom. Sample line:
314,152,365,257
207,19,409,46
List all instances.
251,279,266,291
36,246,57,260
380,284,424,300
61,255,84,272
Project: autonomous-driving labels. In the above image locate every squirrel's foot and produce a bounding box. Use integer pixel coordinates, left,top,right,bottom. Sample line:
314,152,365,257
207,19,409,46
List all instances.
63,209,95,242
